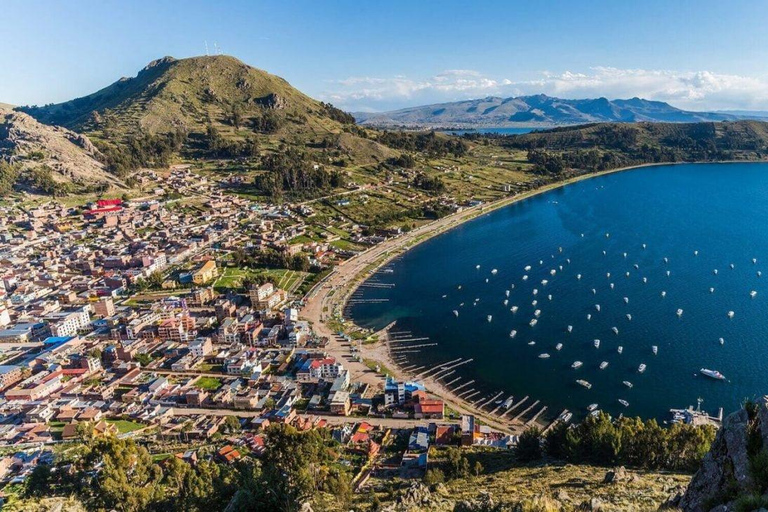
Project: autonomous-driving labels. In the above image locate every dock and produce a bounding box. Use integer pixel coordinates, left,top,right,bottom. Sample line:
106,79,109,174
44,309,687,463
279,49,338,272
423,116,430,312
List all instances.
526,405,548,426
501,396,528,418
452,380,475,393
513,399,540,422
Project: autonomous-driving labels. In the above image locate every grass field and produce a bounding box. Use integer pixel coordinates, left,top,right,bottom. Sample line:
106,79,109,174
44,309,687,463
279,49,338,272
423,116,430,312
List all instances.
106,419,146,434
194,376,222,391
213,266,310,293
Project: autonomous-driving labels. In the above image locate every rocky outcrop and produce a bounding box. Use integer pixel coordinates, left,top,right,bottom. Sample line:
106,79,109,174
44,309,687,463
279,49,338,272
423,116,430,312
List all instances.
680,398,767,511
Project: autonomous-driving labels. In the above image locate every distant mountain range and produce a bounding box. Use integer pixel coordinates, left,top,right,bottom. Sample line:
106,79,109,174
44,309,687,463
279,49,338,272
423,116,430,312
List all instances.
355,95,768,128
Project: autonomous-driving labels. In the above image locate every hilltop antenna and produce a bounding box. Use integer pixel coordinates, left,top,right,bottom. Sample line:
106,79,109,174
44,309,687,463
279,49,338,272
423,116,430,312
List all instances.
213,42,222,55
204,41,209,56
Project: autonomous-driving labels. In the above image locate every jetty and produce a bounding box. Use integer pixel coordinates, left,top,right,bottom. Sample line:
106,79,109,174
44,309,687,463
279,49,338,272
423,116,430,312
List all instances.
513,399,540,422
526,405,548,426
501,396,528,418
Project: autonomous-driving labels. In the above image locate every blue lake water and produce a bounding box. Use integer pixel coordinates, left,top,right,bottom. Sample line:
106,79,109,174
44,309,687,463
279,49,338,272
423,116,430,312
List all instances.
443,127,536,136
349,163,768,422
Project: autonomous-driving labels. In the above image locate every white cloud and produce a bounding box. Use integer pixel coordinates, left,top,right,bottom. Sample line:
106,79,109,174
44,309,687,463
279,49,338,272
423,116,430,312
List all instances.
322,67,768,112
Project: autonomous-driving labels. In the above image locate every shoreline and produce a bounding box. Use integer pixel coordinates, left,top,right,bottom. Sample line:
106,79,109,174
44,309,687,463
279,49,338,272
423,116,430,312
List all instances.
300,159,764,433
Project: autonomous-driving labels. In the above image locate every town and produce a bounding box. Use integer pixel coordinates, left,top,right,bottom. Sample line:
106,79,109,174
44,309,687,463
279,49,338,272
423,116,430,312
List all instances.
0,164,516,495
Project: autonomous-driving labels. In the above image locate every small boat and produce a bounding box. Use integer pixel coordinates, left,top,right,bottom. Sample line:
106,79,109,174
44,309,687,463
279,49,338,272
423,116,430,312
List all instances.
491,268,498,275
728,311,735,319
542,279,549,286
528,341,536,346
714,269,718,275
533,288,538,296
664,257,668,263
642,243,647,249
617,346,623,354
606,272,611,278
590,409,601,417
452,310,459,317
485,278,489,283
522,275,529,281
560,412,573,422
759,271,763,277
595,304,601,312
577,274,582,280
532,300,538,306
599,361,609,370
530,319,538,327
577,379,592,389
572,361,583,369
509,330,517,338
587,314,592,320
730,263,735,269
503,397,515,408
594,339,601,348
652,345,658,355
487,315,492,322
503,299,509,306
623,297,629,304
550,269,556,276
592,288,597,295
719,337,724,345
638,363,646,373
505,290,510,297
634,264,639,269
511,306,519,313
606,233,610,238
442,294,447,298
610,283,615,289
534,309,541,317
612,327,619,335
603,250,607,255
666,270,670,277
555,343,563,351
566,259,571,264
626,271,630,277
548,294,552,301
700,368,726,380
623,381,633,388
587,403,599,412
753,258,758,264
524,265,531,271
644,276,649,283
458,285,462,289
626,314,632,321
661,291,666,297
618,399,629,407
751,291,757,298
567,325,573,333
623,252,627,258
710,287,715,293
694,250,698,256
539,353,550,359
476,265,481,269
676,309,683,317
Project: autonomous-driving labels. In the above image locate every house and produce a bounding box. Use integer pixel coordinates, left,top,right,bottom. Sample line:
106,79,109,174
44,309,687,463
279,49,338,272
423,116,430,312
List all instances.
192,260,217,285
216,445,241,464
329,390,350,416
413,393,444,419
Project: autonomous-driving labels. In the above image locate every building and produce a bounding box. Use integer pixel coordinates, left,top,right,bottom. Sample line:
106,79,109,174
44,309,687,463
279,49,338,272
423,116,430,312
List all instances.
44,307,91,337
329,390,351,415
192,260,217,285
93,297,115,317
0,365,23,391
189,337,213,358
296,357,345,383
384,377,425,407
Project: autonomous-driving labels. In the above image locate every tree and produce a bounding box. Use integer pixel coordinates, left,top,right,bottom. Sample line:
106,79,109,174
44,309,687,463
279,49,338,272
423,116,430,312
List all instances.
222,415,242,434
423,467,445,485
515,427,543,462
231,107,242,130
24,464,51,497
473,460,484,477
446,447,470,478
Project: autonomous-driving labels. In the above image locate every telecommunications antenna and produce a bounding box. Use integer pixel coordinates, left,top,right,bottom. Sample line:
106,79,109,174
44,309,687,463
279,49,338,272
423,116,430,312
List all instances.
204,41,209,56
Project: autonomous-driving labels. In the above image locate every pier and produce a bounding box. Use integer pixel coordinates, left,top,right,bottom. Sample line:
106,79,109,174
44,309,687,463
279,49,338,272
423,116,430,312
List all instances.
526,405,548,426
501,396,528,418
513,399,540,422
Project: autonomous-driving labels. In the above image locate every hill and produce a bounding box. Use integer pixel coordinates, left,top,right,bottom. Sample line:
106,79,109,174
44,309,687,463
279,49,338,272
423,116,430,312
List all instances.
0,104,124,195
355,95,746,129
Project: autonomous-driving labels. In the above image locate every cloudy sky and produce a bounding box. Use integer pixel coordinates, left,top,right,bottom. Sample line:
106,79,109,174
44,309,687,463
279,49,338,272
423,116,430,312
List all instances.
3,0,768,113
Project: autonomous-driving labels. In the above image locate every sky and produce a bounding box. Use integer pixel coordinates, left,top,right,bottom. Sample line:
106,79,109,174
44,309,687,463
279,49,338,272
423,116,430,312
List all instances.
3,0,768,112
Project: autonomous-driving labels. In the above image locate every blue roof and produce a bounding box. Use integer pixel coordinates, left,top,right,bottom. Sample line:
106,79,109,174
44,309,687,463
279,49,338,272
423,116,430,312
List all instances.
43,336,74,346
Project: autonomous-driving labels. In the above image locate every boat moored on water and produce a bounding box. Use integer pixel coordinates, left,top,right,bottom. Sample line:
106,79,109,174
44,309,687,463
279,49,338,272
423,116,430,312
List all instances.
452,310,459,317
638,363,647,373
555,343,563,350
572,361,583,369
677,309,684,317
612,327,619,335
487,315,492,322
652,345,658,355
618,399,629,407
567,325,573,333
587,403,599,411
511,306,519,313
617,346,623,354
599,361,609,370
623,380,633,388
701,368,726,380
539,353,550,359
530,318,538,327
509,330,517,338
577,379,592,389
594,339,600,348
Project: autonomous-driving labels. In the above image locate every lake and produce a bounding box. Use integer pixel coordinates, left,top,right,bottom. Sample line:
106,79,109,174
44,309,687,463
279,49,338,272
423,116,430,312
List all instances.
349,162,768,422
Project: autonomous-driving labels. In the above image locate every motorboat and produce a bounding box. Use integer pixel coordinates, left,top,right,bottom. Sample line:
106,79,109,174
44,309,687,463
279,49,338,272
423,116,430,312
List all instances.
509,330,517,338
593,339,601,348
572,361,583,369
599,361,609,370
701,368,726,380
555,343,563,350
539,353,550,359
618,399,629,407
617,346,623,354
623,381,633,388
577,379,592,389
652,345,658,355
638,363,647,373
587,403,599,411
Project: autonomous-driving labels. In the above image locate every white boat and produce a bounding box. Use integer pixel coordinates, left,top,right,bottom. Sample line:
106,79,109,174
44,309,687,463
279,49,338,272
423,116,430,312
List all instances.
529,319,538,327
644,276,649,282
566,259,571,264
487,315,492,322
505,290,510,297
587,403,599,412
485,278,489,283
595,304,601,312
623,252,627,258
503,299,509,306
561,412,573,422
590,409,601,417
751,291,757,298
442,294,447,298
730,263,735,269
612,327,619,335
509,330,517,338
532,300,538,306
666,271,670,277
524,265,531,272
617,346,623,354
623,380,633,388
700,368,726,380
522,275,529,281
577,274,582,280
606,233,610,238
664,257,668,263
491,268,498,275
642,243,647,249
606,272,611,278
652,345,658,355
623,297,629,304
555,343,563,350
676,309,683,317
594,339,601,348
592,288,597,295
548,294,553,301
753,258,757,264
577,379,592,389
626,314,632,321
759,271,763,277
539,353,550,359
618,399,629,407
476,265,481,269
511,306,519,313
534,309,541,317
694,250,698,256
452,310,459,317
626,271,630,277
661,291,666,297
542,279,549,286
728,311,735,319
714,269,718,275
532,288,538,295
550,269,556,276
634,264,639,269
710,287,715,293
587,314,592,320
567,325,573,333
503,397,515,409
528,341,536,346
458,285,462,289
603,250,607,255
572,361,583,369
638,363,646,373
599,361,609,370
719,337,724,345
610,283,615,289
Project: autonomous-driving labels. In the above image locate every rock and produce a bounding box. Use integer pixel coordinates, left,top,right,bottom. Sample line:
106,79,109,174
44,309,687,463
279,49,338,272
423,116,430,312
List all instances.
259,92,286,110
578,497,603,511
680,399,765,511
554,489,571,502
603,466,628,484
299,503,313,512
433,482,448,495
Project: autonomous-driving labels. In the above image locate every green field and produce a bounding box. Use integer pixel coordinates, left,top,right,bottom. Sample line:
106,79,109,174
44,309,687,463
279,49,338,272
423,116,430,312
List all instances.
194,376,222,391
214,266,310,293
106,419,146,434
